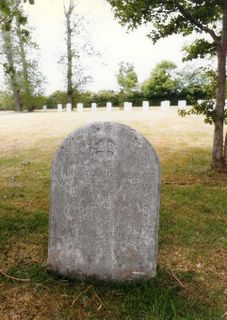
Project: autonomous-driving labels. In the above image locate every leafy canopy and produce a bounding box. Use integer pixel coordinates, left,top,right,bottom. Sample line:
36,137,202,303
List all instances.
117,62,138,95
142,61,178,99
108,0,223,60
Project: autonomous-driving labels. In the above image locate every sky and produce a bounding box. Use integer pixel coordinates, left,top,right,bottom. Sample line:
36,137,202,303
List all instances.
24,0,204,95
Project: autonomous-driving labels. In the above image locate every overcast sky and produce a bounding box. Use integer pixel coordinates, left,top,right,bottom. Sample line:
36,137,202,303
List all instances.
24,0,208,95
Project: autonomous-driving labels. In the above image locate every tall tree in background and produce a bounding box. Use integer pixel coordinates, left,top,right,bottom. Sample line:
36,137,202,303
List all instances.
108,0,227,172
142,61,178,101
62,0,95,105
117,62,138,103
64,0,75,105
0,1,43,111
0,1,22,111
15,9,44,111
16,14,32,110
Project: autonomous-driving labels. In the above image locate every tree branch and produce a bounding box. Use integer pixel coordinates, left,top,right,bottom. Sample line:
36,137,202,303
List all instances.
177,3,220,44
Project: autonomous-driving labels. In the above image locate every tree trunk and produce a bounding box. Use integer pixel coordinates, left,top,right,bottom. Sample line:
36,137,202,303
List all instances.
212,2,227,172
66,11,73,105
2,28,22,112
224,132,227,171
16,16,33,111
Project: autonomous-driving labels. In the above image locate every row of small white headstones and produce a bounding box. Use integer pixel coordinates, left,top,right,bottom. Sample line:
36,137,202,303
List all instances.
42,100,227,112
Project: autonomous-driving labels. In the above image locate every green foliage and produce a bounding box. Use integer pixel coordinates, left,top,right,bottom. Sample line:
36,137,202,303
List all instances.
0,1,28,32
176,67,216,103
0,2,44,112
107,1,222,42
142,61,178,100
0,91,14,110
89,90,120,107
183,39,217,61
46,91,68,109
179,100,227,125
117,62,138,99
178,68,222,124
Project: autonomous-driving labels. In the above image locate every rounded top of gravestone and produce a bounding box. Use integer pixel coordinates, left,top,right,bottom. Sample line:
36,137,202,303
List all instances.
54,121,160,166
48,121,161,281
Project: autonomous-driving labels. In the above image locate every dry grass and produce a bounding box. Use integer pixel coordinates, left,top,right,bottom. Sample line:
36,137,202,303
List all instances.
0,107,214,155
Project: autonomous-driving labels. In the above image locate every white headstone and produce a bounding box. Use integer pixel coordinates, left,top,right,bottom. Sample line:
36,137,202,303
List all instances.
77,103,83,113
91,103,97,112
225,99,227,110
43,105,47,112
142,101,149,112
66,103,72,112
106,102,112,112
178,100,187,110
198,100,204,105
124,102,132,111
161,100,170,111
57,104,63,112
124,102,129,111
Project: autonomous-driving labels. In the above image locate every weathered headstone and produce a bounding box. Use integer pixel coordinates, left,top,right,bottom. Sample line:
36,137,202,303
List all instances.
91,102,97,112
77,103,83,113
197,99,204,105
66,103,72,112
48,122,160,281
57,104,63,112
142,101,149,112
106,102,112,112
43,105,47,112
178,100,187,110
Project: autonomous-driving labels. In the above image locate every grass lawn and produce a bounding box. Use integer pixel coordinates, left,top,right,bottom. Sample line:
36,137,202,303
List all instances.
0,108,226,320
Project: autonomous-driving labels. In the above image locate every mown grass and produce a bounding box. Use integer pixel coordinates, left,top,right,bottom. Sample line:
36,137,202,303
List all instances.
0,123,227,319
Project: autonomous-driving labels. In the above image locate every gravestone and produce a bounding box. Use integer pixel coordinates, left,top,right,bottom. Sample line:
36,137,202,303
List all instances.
48,122,160,281
106,102,112,112
77,103,83,113
124,102,132,111
43,105,47,112
57,104,63,112
91,102,97,112
142,101,149,112
178,100,187,110
160,100,170,111
66,103,72,112
124,102,129,111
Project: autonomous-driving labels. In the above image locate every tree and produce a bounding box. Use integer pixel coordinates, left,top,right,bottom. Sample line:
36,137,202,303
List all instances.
176,66,215,103
0,1,44,111
0,0,34,28
142,61,178,101
62,0,94,105
0,10,22,111
117,62,138,102
15,9,45,111
108,0,227,172
64,0,75,105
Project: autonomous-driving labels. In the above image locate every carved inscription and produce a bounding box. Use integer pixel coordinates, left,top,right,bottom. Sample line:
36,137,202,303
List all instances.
93,138,115,160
